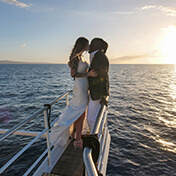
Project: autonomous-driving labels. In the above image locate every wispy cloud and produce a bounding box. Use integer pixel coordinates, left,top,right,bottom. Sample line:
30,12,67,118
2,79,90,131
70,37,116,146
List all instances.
110,51,160,63
158,6,176,16
111,54,149,62
161,25,174,31
0,0,31,8
20,44,26,47
109,11,135,15
72,10,135,17
141,6,156,10
141,5,176,16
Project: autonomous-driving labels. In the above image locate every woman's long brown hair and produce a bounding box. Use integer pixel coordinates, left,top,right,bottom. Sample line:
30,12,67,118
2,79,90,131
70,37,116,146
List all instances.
68,37,89,67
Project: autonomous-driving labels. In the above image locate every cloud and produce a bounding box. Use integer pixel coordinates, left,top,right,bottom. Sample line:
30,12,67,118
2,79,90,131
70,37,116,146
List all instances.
110,52,160,64
109,11,135,15
0,0,31,8
161,25,176,31
141,6,156,10
141,5,176,16
20,44,26,47
111,54,148,62
72,10,135,17
158,6,176,16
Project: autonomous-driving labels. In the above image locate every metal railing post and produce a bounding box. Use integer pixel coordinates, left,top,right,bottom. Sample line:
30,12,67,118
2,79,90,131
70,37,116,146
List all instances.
44,109,52,167
91,105,106,135
83,148,98,176
66,94,69,106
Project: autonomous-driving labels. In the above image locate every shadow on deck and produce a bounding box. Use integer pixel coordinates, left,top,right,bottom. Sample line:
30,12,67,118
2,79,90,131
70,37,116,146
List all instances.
43,140,84,176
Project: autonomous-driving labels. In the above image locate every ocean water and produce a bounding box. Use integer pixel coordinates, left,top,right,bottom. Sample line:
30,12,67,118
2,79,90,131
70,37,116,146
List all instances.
0,64,176,176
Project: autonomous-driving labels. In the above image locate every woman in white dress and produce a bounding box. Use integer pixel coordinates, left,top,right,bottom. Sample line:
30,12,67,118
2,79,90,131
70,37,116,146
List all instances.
50,37,97,149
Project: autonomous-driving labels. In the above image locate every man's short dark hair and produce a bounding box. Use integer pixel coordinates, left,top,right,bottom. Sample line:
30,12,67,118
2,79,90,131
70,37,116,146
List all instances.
101,40,108,53
89,38,108,53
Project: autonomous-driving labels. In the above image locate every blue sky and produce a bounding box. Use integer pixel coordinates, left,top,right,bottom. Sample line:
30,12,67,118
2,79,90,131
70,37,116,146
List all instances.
0,0,176,64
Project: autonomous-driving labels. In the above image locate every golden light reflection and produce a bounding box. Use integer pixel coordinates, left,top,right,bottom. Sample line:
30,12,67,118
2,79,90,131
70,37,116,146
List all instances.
158,139,174,146
147,125,176,153
158,139,176,153
169,72,176,111
158,116,176,128
151,134,176,153
160,26,176,64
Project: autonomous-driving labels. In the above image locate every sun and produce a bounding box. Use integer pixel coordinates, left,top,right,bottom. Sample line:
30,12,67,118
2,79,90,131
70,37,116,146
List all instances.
160,26,176,64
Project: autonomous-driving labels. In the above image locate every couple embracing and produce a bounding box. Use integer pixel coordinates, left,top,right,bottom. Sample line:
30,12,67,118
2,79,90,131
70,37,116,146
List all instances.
50,37,109,150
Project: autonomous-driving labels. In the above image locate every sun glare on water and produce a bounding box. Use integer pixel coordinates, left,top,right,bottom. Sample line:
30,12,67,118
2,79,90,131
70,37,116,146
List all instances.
160,26,176,64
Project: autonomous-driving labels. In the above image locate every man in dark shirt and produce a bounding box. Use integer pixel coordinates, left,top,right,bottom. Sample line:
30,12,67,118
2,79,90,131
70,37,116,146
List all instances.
87,38,109,130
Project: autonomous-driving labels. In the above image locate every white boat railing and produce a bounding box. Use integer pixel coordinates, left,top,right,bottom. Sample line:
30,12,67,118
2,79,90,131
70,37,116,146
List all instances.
0,90,72,175
0,91,110,176
83,97,111,176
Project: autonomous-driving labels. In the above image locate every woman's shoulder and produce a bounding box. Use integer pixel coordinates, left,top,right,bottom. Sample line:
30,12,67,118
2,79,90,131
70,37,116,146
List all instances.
72,56,79,62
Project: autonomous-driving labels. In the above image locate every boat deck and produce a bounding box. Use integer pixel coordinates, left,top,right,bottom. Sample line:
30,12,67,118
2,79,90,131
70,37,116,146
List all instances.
42,140,84,176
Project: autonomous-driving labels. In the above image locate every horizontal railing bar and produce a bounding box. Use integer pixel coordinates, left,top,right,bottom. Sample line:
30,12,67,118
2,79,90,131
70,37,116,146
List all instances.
91,105,106,135
83,147,98,176
0,107,47,142
23,148,49,176
97,110,108,141
0,91,72,142
97,127,108,170
0,129,46,138
48,90,72,106
97,110,108,145
91,96,108,135
50,116,60,128
0,128,47,174
97,108,108,171
99,130,110,174
99,111,108,135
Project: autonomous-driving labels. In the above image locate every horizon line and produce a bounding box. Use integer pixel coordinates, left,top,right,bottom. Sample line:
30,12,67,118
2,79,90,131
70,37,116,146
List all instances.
0,60,175,65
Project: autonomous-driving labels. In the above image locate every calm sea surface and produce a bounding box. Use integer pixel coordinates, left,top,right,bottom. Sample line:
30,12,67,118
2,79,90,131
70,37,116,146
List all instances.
0,64,176,176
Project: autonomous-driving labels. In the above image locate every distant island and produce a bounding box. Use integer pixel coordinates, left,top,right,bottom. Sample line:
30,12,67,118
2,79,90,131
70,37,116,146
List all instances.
0,60,58,64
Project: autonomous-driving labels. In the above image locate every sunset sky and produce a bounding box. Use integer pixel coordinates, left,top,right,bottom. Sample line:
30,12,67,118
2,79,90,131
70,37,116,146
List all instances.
0,0,176,64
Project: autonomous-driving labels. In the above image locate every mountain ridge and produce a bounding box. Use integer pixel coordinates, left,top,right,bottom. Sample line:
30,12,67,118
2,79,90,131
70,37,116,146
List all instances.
0,60,59,64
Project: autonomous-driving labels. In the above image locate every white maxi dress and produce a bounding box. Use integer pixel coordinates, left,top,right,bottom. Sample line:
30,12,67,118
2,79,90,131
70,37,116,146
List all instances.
50,59,88,147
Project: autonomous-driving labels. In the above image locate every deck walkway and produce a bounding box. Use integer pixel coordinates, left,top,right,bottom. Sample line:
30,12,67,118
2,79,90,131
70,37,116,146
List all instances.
42,140,84,176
